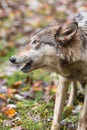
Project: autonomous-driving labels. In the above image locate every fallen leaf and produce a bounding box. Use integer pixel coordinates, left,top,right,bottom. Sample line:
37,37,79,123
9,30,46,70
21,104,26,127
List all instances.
2,107,17,118
14,94,24,100
33,86,43,91
12,80,22,88
7,104,16,108
0,94,6,99
51,85,57,92
11,126,22,130
46,16,54,22
7,88,14,97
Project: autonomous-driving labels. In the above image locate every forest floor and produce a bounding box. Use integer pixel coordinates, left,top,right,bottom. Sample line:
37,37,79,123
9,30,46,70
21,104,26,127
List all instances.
0,0,87,130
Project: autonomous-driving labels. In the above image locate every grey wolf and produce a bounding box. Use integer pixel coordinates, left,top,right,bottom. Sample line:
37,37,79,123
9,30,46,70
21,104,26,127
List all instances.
10,12,87,130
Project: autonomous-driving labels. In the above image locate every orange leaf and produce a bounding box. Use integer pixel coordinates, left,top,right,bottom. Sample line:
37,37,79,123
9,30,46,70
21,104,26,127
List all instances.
51,85,57,92
0,94,6,99
11,80,22,88
33,86,42,91
46,16,53,22
2,107,16,118
7,88,13,97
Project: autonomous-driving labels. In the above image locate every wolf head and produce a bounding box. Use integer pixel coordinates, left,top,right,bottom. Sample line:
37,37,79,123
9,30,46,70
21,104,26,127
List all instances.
10,22,78,73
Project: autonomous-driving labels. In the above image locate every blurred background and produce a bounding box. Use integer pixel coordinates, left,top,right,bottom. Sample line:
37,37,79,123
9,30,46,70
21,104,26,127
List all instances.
0,0,87,130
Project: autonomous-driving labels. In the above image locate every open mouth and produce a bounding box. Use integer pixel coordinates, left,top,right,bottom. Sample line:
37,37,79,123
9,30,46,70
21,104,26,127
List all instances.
21,60,33,73
21,60,46,73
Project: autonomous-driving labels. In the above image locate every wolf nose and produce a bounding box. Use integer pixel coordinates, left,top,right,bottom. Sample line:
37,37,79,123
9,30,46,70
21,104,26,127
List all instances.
10,57,16,63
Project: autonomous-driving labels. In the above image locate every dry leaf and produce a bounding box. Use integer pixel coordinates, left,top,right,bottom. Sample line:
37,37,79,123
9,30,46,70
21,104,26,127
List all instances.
33,86,42,91
11,126,22,130
7,88,13,97
46,16,53,22
51,85,57,92
0,94,6,99
2,107,17,118
12,80,22,88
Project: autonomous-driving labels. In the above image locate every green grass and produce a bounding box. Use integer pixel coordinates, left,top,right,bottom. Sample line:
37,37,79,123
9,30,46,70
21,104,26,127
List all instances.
16,100,53,130
1,97,79,130
0,126,11,130
6,71,29,85
0,45,79,130
0,46,16,63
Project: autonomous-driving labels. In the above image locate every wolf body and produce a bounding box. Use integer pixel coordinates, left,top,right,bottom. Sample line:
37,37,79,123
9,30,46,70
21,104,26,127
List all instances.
10,12,87,130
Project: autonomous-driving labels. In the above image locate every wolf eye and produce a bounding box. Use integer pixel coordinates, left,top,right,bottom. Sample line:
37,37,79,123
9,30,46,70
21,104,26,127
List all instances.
32,40,37,44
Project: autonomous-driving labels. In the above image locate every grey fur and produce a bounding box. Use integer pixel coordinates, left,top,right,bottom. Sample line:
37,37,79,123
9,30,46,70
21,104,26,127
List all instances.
10,12,87,130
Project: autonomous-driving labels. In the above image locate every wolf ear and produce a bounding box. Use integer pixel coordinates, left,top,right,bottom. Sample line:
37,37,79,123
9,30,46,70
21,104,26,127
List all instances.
55,22,78,46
